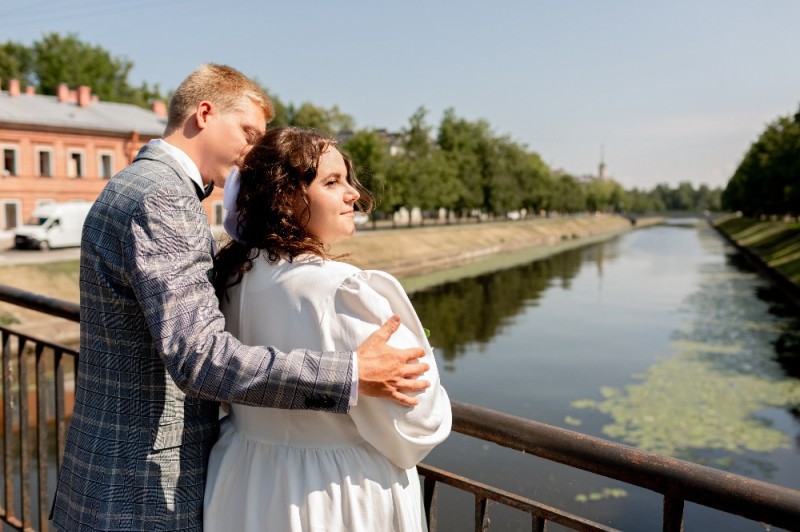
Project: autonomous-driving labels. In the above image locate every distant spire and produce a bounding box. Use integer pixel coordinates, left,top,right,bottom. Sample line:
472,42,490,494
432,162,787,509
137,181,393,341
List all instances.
598,144,606,180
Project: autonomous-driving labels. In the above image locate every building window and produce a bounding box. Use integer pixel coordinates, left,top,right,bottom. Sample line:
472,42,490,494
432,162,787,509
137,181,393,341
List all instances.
1,200,21,230
2,146,19,176
98,151,114,179
36,147,54,177
212,201,225,226
67,150,85,178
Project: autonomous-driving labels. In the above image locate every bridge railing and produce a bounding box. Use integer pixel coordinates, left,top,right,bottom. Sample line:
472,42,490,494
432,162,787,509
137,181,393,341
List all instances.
1,284,799,532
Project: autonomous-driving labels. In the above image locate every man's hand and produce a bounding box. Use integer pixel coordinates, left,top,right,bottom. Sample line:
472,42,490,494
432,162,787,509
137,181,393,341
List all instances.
356,315,430,407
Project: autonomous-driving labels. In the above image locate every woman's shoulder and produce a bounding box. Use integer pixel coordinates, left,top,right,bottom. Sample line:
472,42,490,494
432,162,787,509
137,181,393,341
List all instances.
261,255,364,294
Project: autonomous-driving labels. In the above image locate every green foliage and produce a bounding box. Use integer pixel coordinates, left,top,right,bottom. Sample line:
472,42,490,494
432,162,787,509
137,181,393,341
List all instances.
341,130,391,209
723,108,800,216
623,182,722,214
285,102,355,133
0,33,166,108
340,106,719,218
0,41,35,88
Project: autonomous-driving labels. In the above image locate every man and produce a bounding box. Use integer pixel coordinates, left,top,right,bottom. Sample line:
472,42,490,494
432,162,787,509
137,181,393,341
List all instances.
51,64,428,531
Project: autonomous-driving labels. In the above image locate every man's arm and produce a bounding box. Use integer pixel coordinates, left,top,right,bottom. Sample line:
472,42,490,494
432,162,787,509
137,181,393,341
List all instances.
125,186,353,410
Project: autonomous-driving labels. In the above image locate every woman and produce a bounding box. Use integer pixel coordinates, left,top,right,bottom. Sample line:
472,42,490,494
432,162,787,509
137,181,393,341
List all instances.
204,127,451,531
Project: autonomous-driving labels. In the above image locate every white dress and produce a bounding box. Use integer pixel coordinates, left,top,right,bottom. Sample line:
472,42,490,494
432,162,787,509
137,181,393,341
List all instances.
203,255,452,532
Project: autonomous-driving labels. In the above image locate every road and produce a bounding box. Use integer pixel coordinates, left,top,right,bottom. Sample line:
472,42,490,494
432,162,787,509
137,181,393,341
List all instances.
0,234,81,265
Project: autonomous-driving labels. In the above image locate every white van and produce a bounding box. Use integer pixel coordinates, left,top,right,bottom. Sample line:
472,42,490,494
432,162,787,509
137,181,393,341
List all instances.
14,202,93,250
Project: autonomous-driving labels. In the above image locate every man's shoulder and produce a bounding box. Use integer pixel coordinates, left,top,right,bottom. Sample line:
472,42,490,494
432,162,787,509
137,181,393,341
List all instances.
118,146,179,182
105,151,191,203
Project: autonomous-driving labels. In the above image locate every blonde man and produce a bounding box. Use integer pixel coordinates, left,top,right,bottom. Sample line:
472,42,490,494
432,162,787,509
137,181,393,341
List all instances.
51,64,428,532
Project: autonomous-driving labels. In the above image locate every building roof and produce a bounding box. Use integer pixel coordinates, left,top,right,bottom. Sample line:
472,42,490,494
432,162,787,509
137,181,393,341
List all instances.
0,90,166,136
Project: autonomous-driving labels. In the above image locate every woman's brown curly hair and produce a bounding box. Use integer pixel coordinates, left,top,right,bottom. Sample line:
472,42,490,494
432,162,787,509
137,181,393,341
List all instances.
214,127,374,298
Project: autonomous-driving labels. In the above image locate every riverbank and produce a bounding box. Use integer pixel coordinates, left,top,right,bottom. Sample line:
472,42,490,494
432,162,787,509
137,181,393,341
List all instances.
332,214,661,291
0,214,662,341
712,214,800,308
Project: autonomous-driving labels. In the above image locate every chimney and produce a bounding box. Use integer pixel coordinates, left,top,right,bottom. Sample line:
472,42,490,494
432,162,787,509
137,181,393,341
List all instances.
151,100,167,117
8,79,20,97
57,83,70,102
77,85,91,107
25,85,35,96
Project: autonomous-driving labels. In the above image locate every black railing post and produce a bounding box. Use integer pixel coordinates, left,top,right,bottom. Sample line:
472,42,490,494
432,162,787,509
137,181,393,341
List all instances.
53,350,65,472
475,496,489,531
663,495,684,532
423,476,438,531
17,337,31,529
35,344,48,532
3,329,16,524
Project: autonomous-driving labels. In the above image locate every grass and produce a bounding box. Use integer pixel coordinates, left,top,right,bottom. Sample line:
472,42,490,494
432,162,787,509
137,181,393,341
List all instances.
714,216,800,285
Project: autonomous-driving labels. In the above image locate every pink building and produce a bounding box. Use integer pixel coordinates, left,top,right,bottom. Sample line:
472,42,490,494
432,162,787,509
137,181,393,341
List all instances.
0,79,224,231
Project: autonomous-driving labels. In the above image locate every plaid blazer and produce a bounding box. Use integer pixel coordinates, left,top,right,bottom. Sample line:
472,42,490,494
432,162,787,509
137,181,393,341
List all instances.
51,144,353,531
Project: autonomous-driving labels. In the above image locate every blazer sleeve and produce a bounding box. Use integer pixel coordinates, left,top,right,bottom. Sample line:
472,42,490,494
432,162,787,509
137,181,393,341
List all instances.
122,185,352,412
331,270,452,469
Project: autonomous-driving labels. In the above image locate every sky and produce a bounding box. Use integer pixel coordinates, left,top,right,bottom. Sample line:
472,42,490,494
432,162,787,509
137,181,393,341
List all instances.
1,0,799,190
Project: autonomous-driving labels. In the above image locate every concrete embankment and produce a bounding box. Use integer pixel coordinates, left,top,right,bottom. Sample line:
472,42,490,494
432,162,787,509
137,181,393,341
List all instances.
712,214,800,309
333,214,661,292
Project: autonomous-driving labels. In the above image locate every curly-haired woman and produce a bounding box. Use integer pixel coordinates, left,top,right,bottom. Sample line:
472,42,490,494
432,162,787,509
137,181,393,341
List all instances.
203,127,451,532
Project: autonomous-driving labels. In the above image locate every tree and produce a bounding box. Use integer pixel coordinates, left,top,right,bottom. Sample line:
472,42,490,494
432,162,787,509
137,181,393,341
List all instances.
436,108,491,213
0,41,35,88
551,174,586,213
34,33,133,101
0,33,166,108
341,130,390,211
723,107,800,216
518,152,553,214
252,81,290,126
286,102,355,133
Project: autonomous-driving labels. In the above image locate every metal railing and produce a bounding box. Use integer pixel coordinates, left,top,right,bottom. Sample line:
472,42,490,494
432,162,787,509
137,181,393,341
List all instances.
1,284,800,532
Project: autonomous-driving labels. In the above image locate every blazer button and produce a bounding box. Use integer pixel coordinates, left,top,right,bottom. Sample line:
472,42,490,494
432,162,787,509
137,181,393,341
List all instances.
305,394,335,409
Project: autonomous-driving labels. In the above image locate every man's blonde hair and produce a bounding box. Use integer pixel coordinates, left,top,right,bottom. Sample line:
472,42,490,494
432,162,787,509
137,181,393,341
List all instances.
165,64,274,134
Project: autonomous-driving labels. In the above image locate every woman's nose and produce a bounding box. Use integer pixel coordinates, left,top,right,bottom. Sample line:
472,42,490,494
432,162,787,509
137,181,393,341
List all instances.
346,184,360,202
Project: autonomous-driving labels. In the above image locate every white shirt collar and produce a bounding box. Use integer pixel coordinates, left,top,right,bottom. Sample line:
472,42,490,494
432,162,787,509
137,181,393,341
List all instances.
148,139,204,191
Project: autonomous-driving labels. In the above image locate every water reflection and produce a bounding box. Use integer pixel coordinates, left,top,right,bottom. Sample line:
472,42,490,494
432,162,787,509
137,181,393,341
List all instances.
569,229,800,478
410,242,620,361
415,223,800,492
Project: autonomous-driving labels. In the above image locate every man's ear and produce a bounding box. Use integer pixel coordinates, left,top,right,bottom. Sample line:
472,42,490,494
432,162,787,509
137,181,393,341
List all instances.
195,101,214,130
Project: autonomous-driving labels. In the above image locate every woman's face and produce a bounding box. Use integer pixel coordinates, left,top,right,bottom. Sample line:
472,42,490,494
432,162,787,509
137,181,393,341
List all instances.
302,146,360,245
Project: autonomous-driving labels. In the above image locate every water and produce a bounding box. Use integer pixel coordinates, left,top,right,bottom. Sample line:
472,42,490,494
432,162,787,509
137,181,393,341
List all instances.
5,220,799,531
414,220,800,531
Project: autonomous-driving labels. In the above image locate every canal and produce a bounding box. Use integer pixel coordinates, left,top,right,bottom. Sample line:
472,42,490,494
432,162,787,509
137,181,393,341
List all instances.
413,219,800,531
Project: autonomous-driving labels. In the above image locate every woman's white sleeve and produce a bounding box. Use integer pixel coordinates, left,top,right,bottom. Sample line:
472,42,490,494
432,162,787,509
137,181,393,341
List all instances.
332,271,452,469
